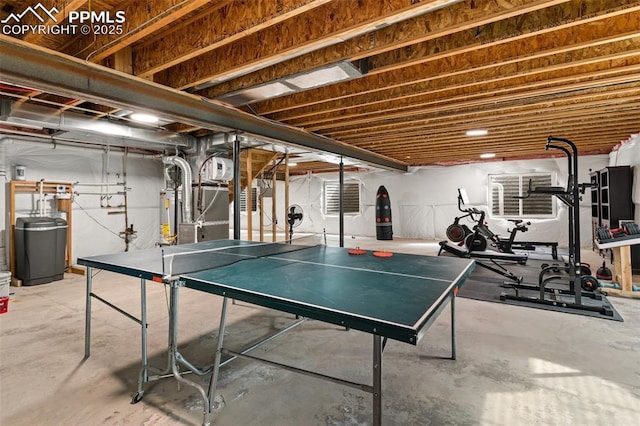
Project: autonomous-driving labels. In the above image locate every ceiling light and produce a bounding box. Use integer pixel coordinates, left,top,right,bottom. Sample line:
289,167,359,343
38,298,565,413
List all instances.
466,129,488,136
285,62,362,90
130,113,159,124
287,162,298,167
216,61,363,106
218,82,296,106
480,153,496,159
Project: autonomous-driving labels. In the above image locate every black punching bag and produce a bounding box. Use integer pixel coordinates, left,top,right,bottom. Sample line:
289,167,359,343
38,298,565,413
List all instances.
376,185,393,240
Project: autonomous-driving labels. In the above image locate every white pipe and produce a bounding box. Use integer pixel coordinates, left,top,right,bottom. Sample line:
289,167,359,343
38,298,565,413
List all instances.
0,135,162,159
38,179,45,216
163,156,192,223
73,182,126,187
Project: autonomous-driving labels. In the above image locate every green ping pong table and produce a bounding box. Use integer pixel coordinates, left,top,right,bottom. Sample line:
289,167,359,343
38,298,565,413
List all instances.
79,239,475,425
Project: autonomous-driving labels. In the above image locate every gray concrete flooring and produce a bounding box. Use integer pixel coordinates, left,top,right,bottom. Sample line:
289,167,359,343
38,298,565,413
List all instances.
1,237,639,425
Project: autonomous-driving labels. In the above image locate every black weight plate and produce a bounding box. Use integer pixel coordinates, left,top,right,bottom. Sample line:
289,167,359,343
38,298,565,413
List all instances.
581,276,599,292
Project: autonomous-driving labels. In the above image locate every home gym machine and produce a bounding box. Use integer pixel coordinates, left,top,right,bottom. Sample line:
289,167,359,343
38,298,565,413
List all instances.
439,189,528,284
446,188,559,259
500,136,612,317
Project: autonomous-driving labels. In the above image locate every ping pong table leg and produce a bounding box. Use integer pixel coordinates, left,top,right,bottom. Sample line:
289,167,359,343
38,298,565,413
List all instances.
134,278,149,401
206,296,229,424
163,281,211,424
373,334,382,426
451,292,456,361
84,267,92,358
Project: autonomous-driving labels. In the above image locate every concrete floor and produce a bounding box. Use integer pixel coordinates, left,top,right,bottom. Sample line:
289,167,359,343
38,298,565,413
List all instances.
1,237,639,426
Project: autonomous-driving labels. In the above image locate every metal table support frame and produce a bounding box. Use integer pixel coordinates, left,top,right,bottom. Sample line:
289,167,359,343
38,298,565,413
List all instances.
206,293,457,426
84,271,458,426
85,271,315,424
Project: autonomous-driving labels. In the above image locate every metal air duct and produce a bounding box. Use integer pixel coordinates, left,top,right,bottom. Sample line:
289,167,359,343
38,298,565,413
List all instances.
162,156,193,223
0,97,194,150
0,37,407,172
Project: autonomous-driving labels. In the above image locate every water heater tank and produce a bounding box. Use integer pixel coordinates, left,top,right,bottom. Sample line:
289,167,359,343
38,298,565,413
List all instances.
202,157,233,182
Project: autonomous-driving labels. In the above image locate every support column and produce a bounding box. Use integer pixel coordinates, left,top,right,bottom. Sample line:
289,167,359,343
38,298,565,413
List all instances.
372,334,382,426
284,155,290,241
84,267,92,358
259,190,265,242
246,150,253,241
272,159,277,242
339,158,344,248
451,292,457,360
233,134,241,240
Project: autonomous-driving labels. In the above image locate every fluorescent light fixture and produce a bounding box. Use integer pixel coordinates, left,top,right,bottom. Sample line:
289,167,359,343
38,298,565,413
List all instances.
319,153,357,165
218,82,296,106
112,109,134,118
466,129,488,136
287,162,298,167
217,61,363,106
83,120,130,137
239,82,296,101
480,153,496,159
130,113,159,124
285,62,362,89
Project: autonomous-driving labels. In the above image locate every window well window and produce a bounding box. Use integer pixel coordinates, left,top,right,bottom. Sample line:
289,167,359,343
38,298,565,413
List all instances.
240,187,257,212
489,173,555,218
323,180,360,215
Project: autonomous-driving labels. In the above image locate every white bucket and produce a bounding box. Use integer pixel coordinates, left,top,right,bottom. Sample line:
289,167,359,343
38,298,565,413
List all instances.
15,165,26,181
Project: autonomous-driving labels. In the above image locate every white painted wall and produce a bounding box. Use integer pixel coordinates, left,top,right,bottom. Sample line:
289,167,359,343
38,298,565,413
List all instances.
1,134,637,269
1,138,163,264
609,134,640,222
242,155,614,248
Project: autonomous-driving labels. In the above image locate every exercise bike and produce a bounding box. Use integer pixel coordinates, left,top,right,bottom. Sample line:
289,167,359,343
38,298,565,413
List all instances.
439,189,528,284
447,189,557,258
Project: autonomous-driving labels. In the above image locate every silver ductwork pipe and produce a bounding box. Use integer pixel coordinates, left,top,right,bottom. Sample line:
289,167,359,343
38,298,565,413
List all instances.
0,98,194,151
0,37,407,172
163,156,193,224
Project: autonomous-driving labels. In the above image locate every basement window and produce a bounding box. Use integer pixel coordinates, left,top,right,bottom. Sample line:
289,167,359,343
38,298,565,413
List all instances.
240,188,257,212
489,173,556,218
324,180,361,215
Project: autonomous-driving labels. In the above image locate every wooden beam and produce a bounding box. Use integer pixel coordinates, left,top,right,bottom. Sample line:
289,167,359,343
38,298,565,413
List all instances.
134,0,332,77
21,0,87,45
291,67,640,131
256,7,640,117
365,118,640,153
297,37,640,132
342,108,640,145
113,46,133,75
318,89,640,136
332,65,640,143
274,53,640,125
200,0,569,99
364,0,640,75
60,0,214,62
261,2,640,119
155,0,462,89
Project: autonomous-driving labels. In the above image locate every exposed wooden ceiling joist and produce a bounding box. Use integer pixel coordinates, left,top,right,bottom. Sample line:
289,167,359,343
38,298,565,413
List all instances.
0,0,637,169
